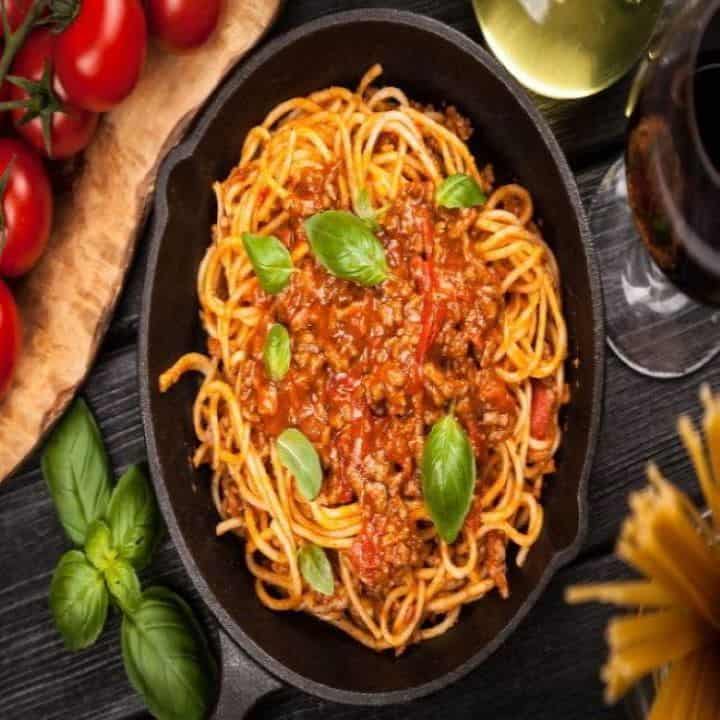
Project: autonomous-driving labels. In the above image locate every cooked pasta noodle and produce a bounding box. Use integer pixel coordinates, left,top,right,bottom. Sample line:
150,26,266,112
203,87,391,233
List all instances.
162,66,568,652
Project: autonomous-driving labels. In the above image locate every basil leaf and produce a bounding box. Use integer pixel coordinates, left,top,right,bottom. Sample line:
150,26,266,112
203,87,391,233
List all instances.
421,414,476,543
85,520,115,572
242,232,293,294
298,544,334,596
304,210,388,287
42,398,113,546
107,465,162,571
436,173,487,209
355,188,380,232
263,323,291,382
277,428,322,501
121,587,217,720
50,550,109,651
105,558,142,616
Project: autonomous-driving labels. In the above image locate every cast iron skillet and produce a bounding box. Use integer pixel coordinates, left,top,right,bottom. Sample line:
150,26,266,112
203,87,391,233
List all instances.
139,9,604,717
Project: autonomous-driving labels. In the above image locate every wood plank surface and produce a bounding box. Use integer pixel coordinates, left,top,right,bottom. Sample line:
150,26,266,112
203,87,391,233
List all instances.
0,1,710,719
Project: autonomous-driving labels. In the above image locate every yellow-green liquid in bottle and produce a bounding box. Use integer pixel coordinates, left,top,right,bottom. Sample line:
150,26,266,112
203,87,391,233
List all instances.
473,0,663,99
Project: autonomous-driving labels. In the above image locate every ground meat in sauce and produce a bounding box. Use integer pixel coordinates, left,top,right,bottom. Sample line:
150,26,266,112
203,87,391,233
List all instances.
236,109,519,593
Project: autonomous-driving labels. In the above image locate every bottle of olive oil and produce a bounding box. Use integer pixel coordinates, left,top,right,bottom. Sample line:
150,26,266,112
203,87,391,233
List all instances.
473,0,663,99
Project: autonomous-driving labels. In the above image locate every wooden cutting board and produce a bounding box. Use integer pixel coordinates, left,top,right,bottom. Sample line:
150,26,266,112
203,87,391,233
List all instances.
0,0,282,482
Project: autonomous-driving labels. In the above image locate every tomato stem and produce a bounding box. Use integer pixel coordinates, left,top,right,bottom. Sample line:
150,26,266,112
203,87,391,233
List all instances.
0,0,50,90
0,99,30,110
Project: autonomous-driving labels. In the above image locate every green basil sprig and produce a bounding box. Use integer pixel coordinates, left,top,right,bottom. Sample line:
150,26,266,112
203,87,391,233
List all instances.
298,544,334,596
421,414,476,543
122,587,217,720
242,232,294,294
304,210,389,287
42,398,113,546
263,323,291,382
107,465,162,571
42,398,216,720
50,550,109,651
85,519,142,614
105,559,142,616
436,173,487,209
277,428,323,501
85,520,115,571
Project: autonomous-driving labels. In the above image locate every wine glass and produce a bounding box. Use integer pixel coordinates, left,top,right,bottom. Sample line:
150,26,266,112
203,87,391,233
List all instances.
472,0,664,100
591,0,720,378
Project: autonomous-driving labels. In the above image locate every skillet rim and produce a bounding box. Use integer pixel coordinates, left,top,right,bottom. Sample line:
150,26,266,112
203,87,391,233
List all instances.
139,8,605,706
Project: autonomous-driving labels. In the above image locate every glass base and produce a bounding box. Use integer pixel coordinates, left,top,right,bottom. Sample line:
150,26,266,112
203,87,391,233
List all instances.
590,158,720,379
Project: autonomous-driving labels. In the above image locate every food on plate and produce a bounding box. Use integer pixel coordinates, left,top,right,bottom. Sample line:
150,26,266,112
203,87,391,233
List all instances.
167,65,569,652
54,0,148,112
9,29,99,158
147,0,223,52
0,277,21,399
0,137,53,277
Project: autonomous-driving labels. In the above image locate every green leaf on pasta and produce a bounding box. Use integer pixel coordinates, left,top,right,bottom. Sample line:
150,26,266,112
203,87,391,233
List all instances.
263,323,292,382
277,428,322,501
298,544,334,596
304,210,388,287
242,232,294,294
421,414,476,543
436,173,487,209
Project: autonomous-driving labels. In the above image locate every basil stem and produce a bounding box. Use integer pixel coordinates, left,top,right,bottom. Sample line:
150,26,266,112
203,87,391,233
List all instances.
355,188,381,231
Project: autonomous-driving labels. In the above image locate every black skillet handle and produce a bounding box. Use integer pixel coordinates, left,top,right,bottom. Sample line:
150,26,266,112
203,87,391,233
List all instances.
213,629,282,719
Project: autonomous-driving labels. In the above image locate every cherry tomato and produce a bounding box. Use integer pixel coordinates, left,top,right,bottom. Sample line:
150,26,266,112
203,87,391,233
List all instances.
55,0,148,112
2,0,34,30
0,138,53,277
0,278,21,400
10,30,99,159
146,0,223,52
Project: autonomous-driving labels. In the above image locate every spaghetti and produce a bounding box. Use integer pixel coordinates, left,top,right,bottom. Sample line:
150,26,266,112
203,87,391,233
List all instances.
567,386,720,717
161,66,568,652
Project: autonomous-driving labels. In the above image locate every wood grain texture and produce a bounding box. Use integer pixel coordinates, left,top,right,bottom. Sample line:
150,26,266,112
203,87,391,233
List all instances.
0,1,710,719
0,0,282,483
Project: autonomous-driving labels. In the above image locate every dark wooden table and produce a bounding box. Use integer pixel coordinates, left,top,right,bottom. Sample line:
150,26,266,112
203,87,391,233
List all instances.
1,2,714,719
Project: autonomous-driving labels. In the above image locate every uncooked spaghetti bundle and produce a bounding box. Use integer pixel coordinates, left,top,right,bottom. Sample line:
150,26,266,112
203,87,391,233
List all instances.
566,386,720,717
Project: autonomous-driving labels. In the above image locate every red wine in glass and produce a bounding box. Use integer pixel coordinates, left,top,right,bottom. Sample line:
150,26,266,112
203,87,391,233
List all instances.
591,0,720,378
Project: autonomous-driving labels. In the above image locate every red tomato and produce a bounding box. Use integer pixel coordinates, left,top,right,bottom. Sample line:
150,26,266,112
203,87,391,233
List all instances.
530,382,556,440
2,0,34,30
55,0,148,112
0,138,53,278
0,278,21,400
147,0,223,52
10,30,99,159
